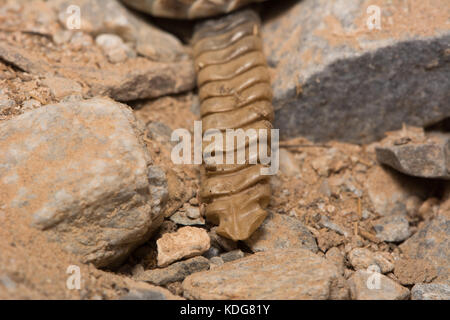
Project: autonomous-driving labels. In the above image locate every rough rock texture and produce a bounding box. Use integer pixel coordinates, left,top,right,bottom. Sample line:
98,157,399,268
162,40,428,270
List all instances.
0,97,164,267
244,213,318,253
325,247,345,275
348,248,394,274
54,0,188,62
394,258,438,285
365,166,427,216
41,76,82,100
263,0,450,143
400,215,449,282
182,249,349,300
411,283,450,300
0,41,194,102
135,256,210,286
375,127,450,179
118,279,182,300
348,270,410,300
157,227,210,267
220,250,245,263
373,214,411,242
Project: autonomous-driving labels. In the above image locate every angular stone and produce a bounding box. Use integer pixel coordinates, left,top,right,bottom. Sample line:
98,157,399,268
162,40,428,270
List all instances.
182,249,349,300
157,226,210,267
400,215,450,282
373,214,411,243
348,270,410,300
348,248,394,274
135,256,210,286
0,97,163,267
244,213,318,253
263,0,450,143
376,128,450,179
411,283,450,300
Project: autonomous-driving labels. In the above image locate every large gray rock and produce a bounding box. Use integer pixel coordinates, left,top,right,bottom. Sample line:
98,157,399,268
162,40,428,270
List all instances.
182,249,349,300
0,97,165,267
263,0,450,143
375,127,450,179
400,215,450,282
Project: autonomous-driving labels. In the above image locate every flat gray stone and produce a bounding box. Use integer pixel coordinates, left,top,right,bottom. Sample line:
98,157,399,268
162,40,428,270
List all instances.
135,256,210,286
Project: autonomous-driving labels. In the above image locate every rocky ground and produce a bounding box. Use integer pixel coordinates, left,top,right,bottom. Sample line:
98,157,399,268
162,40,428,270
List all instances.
0,0,449,300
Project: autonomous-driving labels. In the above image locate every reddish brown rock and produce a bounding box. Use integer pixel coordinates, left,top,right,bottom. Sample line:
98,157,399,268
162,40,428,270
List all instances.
348,270,410,300
157,227,210,267
348,248,394,274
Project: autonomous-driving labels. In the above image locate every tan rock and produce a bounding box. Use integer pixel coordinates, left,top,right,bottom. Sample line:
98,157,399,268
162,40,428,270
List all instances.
400,215,449,282
348,248,394,274
41,76,82,100
394,258,438,285
157,227,210,267
325,247,345,275
182,249,349,300
0,97,165,267
244,212,318,253
348,270,410,300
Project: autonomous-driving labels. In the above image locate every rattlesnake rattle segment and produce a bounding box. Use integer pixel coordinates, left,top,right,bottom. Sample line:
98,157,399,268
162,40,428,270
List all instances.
192,10,274,241
122,0,267,19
